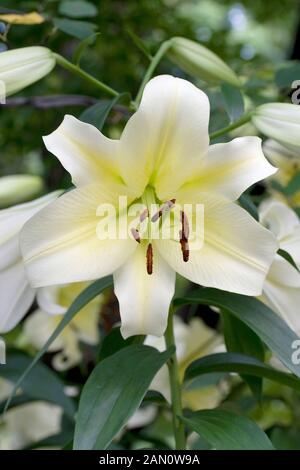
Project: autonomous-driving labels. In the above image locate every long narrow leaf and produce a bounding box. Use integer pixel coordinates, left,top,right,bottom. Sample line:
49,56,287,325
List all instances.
4,276,112,414
175,288,300,377
74,345,174,450
184,352,300,392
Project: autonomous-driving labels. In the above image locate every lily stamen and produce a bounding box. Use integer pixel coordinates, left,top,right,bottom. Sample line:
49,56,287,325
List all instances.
131,227,141,243
151,198,176,222
140,208,149,222
146,243,153,275
179,210,190,262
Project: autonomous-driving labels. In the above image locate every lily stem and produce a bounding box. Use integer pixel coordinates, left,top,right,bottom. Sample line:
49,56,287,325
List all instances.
54,53,120,98
209,112,252,140
135,39,173,105
164,308,186,450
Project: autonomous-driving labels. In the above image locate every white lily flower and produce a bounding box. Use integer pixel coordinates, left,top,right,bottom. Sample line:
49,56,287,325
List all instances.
23,282,102,370
0,46,55,97
0,192,61,333
253,103,300,149
20,75,278,338
259,199,300,333
0,378,62,450
0,174,43,208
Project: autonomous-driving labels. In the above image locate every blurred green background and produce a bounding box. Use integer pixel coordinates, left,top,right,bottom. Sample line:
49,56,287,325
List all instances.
0,0,299,187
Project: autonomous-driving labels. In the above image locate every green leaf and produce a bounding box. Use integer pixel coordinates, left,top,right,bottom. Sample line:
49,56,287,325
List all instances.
278,248,300,273
0,353,75,418
4,277,112,414
73,345,174,450
59,0,98,19
275,62,300,88
54,18,97,39
270,427,300,450
126,28,152,60
184,352,300,393
223,312,264,361
98,326,144,360
0,394,35,413
181,409,274,450
295,207,300,218
238,194,259,221
73,32,100,65
143,390,168,407
284,171,300,196
222,310,264,400
221,82,244,122
175,288,300,377
80,93,129,131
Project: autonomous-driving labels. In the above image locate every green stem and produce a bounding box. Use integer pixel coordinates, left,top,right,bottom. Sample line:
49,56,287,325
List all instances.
135,39,173,105
164,309,186,450
54,53,119,98
209,112,253,140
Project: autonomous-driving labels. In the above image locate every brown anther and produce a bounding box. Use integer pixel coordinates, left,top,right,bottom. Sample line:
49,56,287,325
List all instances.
140,208,149,223
179,210,190,262
151,198,176,222
131,227,141,243
180,239,189,262
146,243,153,275
180,210,189,240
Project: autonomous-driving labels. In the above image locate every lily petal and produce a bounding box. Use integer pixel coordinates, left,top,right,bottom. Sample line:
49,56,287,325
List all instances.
20,184,136,287
119,75,210,198
179,137,276,201
0,191,61,270
157,196,277,296
265,254,300,287
259,199,300,240
114,243,176,338
259,199,300,266
262,257,300,334
0,261,35,333
36,286,67,315
43,115,120,187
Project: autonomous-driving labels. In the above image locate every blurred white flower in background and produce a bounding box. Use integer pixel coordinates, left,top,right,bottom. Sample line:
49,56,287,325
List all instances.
0,191,61,333
0,175,43,208
259,199,300,334
145,316,224,409
127,316,225,430
264,140,300,187
263,139,300,208
22,283,103,370
0,378,62,450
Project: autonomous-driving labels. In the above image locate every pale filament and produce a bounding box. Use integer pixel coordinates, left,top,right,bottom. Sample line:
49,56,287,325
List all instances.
131,199,190,274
